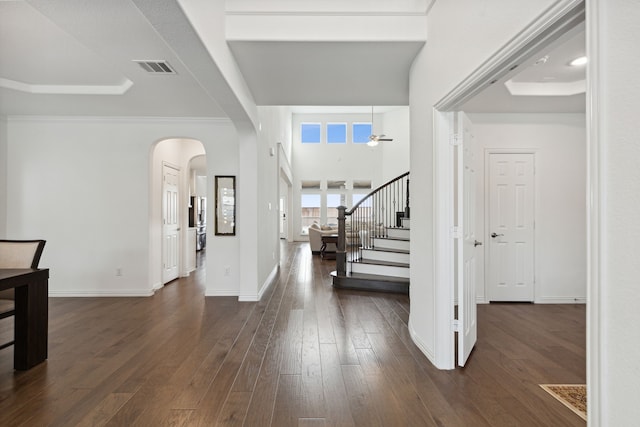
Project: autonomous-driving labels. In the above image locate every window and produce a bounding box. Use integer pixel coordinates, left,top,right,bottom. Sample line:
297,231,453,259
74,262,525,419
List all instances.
327,123,347,144
301,123,321,143
327,180,346,190
326,193,345,225
353,123,372,144
352,181,372,210
301,180,321,189
352,193,373,218
300,194,321,234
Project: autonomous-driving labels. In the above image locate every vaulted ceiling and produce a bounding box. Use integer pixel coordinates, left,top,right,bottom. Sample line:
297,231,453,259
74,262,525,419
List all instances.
0,0,584,118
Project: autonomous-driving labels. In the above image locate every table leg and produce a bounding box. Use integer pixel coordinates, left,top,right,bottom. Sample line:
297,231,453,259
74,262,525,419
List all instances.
14,275,48,370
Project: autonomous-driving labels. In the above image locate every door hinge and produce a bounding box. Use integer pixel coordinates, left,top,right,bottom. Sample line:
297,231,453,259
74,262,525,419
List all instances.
450,133,461,146
451,226,462,239
452,319,460,332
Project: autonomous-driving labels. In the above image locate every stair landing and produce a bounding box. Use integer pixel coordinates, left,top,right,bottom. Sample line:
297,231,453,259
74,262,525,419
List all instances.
331,271,409,294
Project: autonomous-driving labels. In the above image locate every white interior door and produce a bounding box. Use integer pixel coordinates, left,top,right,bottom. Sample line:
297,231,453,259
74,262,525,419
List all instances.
457,111,478,367
487,153,535,301
162,164,180,284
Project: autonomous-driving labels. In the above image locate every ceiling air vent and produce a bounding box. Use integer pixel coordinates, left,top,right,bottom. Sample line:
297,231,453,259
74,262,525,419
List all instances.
133,60,176,74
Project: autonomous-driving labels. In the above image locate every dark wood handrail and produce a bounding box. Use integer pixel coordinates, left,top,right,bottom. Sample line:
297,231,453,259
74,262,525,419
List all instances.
346,171,410,215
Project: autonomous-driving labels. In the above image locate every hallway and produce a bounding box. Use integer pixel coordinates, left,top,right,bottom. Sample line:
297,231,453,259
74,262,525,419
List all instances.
0,242,585,426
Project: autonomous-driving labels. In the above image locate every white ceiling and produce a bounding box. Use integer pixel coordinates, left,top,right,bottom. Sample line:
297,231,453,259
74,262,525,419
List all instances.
461,25,586,113
0,0,585,118
0,0,226,117
227,41,424,106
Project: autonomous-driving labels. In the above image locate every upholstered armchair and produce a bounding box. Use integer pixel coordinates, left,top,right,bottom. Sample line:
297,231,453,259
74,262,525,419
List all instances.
308,223,338,254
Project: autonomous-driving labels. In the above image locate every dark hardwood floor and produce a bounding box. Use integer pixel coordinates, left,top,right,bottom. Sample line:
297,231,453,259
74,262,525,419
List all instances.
0,242,586,426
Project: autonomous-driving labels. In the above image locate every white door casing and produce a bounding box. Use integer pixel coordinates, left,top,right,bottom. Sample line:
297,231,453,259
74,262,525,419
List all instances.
162,164,180,284
457,111,478,367
487,153,535,302
279,195,287,239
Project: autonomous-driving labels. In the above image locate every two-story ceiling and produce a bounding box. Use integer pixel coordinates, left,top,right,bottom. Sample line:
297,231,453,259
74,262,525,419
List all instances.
1,0,584,117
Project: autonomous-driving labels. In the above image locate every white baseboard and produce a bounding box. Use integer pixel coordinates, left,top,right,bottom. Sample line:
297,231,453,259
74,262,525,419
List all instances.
239,265,280,302
408,318,437,366
181,267,195,278
152,282,163,291
535,296,586,304
206,289,240,297
259,265,279,300
49,289,154,297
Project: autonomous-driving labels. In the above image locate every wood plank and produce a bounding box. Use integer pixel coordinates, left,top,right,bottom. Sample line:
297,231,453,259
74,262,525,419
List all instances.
271,374,302,427
298,418,327,427
0,242,587,427
319,343,355,426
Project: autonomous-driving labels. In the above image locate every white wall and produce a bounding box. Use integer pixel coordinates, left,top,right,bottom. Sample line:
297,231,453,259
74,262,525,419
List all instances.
6,116,239,297
468,113,586,303
253,106,289,298
0,116,6,238
409,0,557,368
162,0,270,301
593,1,640,424
381,108,411,182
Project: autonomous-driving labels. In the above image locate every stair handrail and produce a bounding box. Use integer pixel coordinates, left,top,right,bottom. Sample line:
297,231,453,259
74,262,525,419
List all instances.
346,171,410,215
336,171,410,277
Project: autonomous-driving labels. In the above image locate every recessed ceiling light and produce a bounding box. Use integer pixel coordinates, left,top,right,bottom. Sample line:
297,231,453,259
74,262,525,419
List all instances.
570,56,588,66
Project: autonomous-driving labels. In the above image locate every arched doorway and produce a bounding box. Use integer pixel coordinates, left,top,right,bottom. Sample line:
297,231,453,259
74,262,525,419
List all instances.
149,138,206,289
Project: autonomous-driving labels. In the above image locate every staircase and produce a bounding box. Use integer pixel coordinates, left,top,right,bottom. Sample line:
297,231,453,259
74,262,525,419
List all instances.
331,172,410,294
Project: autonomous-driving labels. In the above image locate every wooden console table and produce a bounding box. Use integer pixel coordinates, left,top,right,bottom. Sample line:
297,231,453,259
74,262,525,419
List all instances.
0,268,49,370
320,234,338,260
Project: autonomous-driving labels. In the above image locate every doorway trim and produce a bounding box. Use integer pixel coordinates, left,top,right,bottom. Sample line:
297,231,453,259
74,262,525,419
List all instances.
431,0,587,371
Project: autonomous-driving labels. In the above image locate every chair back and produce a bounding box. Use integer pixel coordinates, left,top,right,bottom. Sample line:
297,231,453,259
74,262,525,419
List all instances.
0,240,46,269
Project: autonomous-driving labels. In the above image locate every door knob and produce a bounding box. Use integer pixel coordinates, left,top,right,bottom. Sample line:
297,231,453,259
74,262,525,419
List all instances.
474,240,483,247
490,232,504,238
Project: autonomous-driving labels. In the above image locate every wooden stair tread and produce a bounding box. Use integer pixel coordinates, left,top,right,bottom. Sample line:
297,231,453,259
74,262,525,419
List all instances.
353,258,410,268
362,247,410,254
336,271,409,283
373,236,410,242
331,271,409,294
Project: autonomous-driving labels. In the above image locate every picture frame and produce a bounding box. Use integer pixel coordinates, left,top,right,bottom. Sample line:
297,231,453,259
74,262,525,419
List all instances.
215,175,236,236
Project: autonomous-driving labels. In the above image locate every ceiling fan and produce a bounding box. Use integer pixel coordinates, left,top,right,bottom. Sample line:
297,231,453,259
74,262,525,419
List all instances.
368,106,393,146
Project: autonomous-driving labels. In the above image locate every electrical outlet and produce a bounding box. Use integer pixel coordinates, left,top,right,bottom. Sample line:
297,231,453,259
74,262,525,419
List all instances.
224,266,231,276
116,267,123,276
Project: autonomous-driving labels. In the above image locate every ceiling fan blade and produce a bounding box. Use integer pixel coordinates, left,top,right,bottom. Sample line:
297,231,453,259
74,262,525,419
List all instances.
369,134,393,142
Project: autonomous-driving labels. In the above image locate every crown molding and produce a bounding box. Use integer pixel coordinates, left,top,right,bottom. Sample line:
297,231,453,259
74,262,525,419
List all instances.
0,77,133,95
6,115,232,124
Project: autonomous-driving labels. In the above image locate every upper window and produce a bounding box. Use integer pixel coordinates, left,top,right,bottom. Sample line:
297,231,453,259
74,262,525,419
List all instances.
301,123,321,143
353,123,372,144
327,123,347,144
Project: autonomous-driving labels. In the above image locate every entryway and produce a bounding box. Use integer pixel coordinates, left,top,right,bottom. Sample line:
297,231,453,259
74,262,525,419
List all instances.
150,138,207,290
